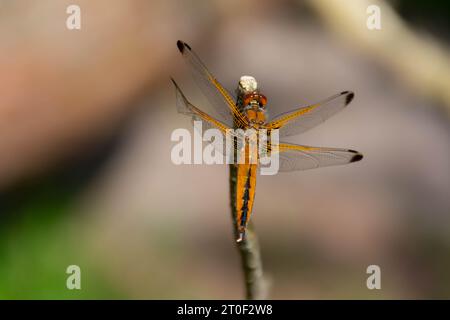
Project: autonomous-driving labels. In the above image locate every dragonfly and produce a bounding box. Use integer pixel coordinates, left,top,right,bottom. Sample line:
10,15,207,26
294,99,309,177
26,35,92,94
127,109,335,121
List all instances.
171,40,363,242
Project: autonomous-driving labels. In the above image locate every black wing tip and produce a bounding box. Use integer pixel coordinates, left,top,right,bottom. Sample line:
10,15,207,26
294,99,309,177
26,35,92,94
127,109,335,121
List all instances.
341,91,355,104
348,150,363,162
176,40,191,53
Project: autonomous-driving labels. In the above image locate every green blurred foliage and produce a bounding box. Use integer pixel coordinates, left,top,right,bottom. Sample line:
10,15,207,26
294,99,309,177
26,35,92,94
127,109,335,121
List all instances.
0,180,121,299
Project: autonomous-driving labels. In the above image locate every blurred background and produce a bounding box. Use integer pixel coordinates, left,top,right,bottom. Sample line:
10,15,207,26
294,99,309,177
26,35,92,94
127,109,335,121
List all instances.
0,0,449,299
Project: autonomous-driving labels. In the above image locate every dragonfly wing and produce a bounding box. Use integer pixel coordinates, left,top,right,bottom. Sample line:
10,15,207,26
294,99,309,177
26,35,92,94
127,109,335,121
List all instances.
177,40,248,128
273,142,363,172
173,78,230,132
172,78,238,160
267,91,354,138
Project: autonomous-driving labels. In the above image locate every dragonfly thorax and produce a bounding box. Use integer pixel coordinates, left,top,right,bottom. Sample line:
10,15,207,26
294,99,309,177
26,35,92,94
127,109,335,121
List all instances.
244,103,267,126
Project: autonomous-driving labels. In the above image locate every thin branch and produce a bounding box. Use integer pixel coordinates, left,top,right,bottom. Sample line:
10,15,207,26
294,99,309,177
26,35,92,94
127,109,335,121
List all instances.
238,223,267,299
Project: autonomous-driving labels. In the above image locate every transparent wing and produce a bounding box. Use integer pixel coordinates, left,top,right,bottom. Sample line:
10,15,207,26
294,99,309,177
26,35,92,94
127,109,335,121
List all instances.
176,40,248,128
172,78,245,161
273,142,363,172
173,78,230,133
266,91,354,138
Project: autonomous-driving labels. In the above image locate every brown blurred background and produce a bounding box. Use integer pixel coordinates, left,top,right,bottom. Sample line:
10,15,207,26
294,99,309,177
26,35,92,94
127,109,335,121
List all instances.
0,0,449,299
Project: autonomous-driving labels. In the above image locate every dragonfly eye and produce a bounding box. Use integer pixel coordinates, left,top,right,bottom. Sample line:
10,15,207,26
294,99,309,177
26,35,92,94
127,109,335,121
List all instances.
243,92,267,108
243,94,254,106
258,94,267,107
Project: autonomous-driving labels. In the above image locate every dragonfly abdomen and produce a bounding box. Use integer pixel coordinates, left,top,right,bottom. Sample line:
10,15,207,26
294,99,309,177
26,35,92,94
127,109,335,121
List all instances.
236,163,257,241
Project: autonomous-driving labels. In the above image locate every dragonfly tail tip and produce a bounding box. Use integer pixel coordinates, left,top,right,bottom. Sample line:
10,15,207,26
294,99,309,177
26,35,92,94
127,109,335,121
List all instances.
236,231,246,243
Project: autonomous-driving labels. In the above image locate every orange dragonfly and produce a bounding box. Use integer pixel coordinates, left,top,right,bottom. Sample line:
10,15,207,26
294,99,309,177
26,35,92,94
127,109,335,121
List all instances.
171,40,363,242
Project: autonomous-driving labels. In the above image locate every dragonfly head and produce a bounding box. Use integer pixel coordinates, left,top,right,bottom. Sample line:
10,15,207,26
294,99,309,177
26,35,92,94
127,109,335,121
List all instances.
238,75,268,125
238,75,267,108
242,92,267,109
